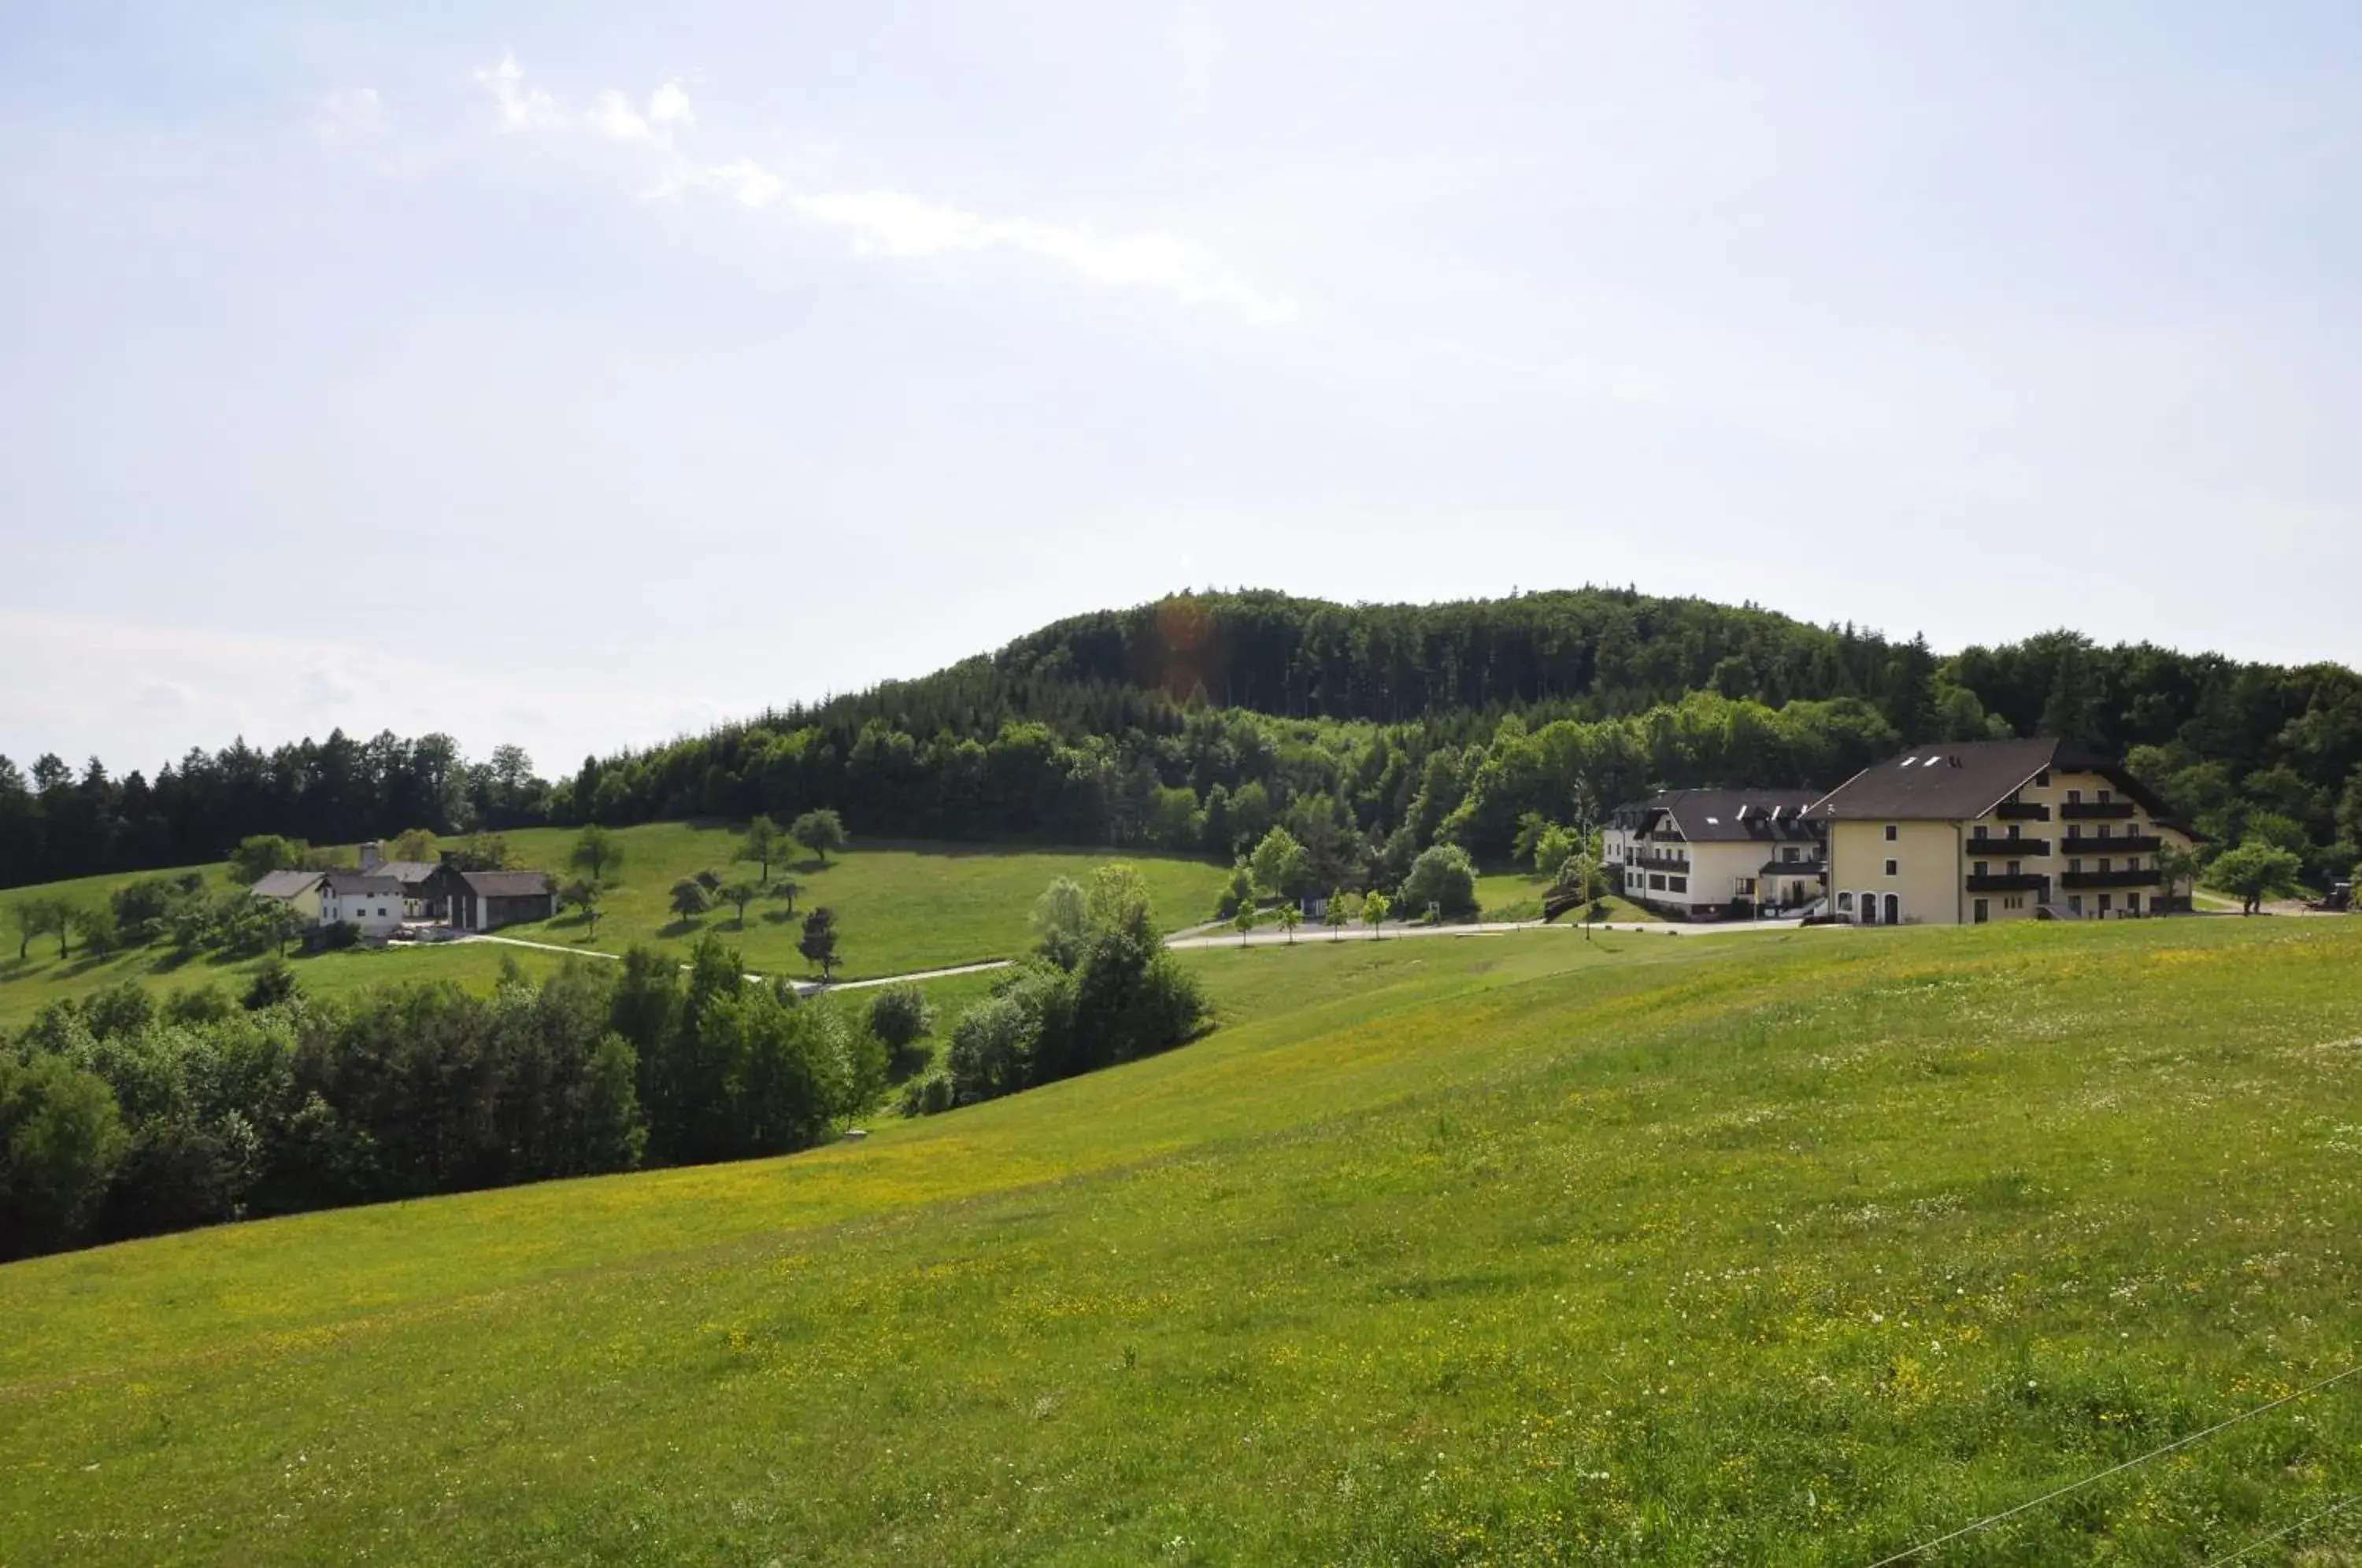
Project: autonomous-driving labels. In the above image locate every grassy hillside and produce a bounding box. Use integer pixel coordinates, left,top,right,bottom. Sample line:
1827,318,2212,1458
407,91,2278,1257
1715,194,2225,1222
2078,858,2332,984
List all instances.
0,865,587,1029
479,824,1231,979
0,834,1228,1026
4,917,2359,1562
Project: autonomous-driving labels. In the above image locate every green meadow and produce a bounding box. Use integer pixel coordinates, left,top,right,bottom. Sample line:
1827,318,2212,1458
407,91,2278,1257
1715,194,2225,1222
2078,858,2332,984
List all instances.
0,833,1230,1025
423,824,1232,980
4,915,2359,1563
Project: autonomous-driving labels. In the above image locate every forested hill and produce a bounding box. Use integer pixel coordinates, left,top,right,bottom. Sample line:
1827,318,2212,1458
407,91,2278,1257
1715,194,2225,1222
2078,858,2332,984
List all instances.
4,588,2358,890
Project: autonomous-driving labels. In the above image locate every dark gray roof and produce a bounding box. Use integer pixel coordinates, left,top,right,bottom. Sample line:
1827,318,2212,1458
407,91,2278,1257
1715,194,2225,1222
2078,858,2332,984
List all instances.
458,870,555,898
1807,738,2062,821
1805,738,2181,824
372,860,442,886
1612,789,1824,842
250,870,324,899
323,871,403,896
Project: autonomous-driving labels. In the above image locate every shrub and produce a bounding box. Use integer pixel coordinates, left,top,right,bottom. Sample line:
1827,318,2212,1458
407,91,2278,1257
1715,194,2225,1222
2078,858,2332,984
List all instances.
867,985,937,1081
1399,845,1479,922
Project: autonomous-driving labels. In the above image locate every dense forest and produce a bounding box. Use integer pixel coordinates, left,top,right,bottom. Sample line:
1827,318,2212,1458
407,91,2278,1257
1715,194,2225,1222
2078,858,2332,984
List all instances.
5,589,2358,890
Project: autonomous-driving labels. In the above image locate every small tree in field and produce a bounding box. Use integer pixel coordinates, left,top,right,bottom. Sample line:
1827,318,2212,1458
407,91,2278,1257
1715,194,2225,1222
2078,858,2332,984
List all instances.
2205,841,2305,915
2153,842,2201,909
775,878,803,915
799,906,841,980
1232,904,1257,946
1364,891,1391,940
571,825,624,886
14,899,53,962
792,808,848,866
1277,904,1301,945
668,878,710,923
739,814,784,883
1324,890,1351,941
561,877,604,937
720,881,757,926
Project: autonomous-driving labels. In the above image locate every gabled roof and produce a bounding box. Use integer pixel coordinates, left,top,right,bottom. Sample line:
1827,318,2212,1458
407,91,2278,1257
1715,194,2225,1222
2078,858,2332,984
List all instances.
323,871,403,896
1805,738,2183,824
1610,789,1824,842
457,870,555,898
250,870,325,899
372,860,442,886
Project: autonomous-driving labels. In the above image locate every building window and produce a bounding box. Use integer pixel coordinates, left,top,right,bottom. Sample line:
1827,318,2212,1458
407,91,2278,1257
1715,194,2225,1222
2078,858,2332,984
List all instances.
2099,859,2112,874
2127,893,2142,914
2069,859,2084,875
1649,874,1666,891
1668,876,1688,893
1974,861,1990,877
1972,825,1989,841
1974,899,1990,924
2067,788,2083,804
1884,860,1898,877
1885,824,1898,841
2035,771,2050,786
2007,860,2022,875
1837,892,1854,912
2097,790,2112,804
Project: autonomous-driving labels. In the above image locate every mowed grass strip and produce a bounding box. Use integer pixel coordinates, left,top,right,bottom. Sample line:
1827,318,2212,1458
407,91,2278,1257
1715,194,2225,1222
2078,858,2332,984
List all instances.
2,918,2360,1563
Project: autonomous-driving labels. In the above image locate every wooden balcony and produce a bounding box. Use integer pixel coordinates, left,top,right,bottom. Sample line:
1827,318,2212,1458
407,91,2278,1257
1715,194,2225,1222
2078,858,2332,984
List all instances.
1965,836,2049,857
1994,801,2051,822
1633,851,1690,872
2060,869,2157,889
2061,834,2163,854
1966,873,2048,893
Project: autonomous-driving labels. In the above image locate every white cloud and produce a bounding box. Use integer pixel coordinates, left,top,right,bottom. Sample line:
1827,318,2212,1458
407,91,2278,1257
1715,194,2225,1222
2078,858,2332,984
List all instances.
591,80,694,146
786,187,1300,323
648,81,694,130
474,53,563,132
315,87,383,146
457,57,1295,324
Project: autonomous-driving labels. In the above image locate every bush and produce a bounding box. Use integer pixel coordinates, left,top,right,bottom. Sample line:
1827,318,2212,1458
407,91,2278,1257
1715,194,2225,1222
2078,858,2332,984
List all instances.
867,985,936,1080
242,958,301,1011
317,919,362,952
1400,845,1479,922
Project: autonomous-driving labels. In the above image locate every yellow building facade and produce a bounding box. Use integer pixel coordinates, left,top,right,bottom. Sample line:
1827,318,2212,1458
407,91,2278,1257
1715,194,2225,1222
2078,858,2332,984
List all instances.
1812,741,2194,926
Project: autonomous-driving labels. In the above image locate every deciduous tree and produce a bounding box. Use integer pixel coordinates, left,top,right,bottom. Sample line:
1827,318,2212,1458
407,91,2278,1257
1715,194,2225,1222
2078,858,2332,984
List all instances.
739,815,784,883
2205,841,2305,915
799,906,841,980
791,808,848,866
571,825,624,886
561,877,604,937
720,881,757,926
668,878,711,923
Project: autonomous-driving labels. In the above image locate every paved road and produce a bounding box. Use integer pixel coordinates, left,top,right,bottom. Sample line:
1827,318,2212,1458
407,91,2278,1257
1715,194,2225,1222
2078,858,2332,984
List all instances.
460,913,1805,993
1169,915,1805,951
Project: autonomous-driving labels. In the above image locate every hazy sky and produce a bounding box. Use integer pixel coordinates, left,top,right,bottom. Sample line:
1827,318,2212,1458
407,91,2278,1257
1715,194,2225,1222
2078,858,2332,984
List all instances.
6,2,2360,778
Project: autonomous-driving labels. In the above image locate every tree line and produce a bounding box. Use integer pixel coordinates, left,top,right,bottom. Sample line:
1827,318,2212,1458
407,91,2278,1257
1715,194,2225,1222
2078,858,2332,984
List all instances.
0,938,887,1261
6,590,2357,892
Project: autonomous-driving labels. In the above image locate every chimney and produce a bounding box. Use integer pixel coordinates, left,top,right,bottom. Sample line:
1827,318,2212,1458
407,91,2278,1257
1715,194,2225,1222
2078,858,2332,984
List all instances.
360,841,383,872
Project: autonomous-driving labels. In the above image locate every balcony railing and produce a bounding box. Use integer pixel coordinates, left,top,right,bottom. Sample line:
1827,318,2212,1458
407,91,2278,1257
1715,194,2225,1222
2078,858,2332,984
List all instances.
1966,873,2048,893
1760,858,1827,877
2060,869,2157,889
1965,836,2049,857
1633,851,1690,872
2060,800,2137,820
2061,834,2164,854
1995,801,2051,821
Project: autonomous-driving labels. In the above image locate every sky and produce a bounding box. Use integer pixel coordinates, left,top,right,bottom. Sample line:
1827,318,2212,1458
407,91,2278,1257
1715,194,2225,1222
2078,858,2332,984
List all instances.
5,2,2360,778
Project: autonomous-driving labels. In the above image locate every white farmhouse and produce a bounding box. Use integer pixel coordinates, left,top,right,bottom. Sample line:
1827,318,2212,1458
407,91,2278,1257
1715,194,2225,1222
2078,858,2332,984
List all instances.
1603,789,1827,919
319,871,406,939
